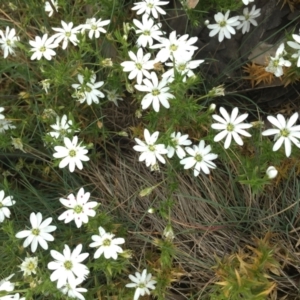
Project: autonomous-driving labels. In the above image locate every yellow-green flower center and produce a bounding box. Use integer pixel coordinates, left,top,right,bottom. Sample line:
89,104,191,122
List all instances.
40,46,46,53
6,39,11,46
85,86,91,92
103,238,111,246
0,203,3,208
170,44,178,51
69,149,76,157
147,3,154,8
74,205,83,214
143,30,150,36
280,128,290,137
136,63,143,70
273,60,279,67
65,31,71,37
227,123,234,132
138,282,146,288
27,262,36,270
178,64,186,71
91,25,97,31
152,89,160,96
195,154,202,162
64,260,73,270
148,145,156,151
219,20,227,27
32,228,40,236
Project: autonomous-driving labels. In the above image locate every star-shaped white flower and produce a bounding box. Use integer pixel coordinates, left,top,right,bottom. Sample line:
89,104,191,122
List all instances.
19,257,38,277
135,72,175,112
262,112,300,157
53,136,90,173
265,43,291,77
89,226,125,260
167,132,192,159
211,107,252,149
0,26,20,58
133,14,164,47
132,0,169,19
0,190,15,223
180,140,218,176
121,48,155,84
133,128,168,167
287,34,300,67
45,0,58,17
237,5,261,34
60,278,87,300
52,21,80,49
72,74,105,105
58,187,97,228
207,10,240,42
81,18,110,39
15,212,56,252
0,273,15,292
48,244,89,288
151,30,198,63
126,269,157,300
0,119,16,133
48,114,74,139
29,34,58,60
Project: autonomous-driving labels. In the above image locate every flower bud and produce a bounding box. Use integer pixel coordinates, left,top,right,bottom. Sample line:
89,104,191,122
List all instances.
266,166,278,179
204,20,210,26
208,103,216,112
163,224,174,241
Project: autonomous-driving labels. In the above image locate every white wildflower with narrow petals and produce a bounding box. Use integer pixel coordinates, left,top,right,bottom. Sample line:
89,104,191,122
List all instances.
0,119,16,133
132,0,169,19
0,190,15,223
0,273,15,292
265,43,291,77
287,34,300,67
29,34,58,60
151,30,198,63
81,18,110,39
237,5,261,34
133,14,164,47
167,132,192,159
262,112,300,157
60,278,87,300
133,128,168,168
89,226,125,260
48,114,73,139
15,212,56,252
48,244,89,288
0,26,20,58
180,140,218,176
52,21,80,49
121,48,155,84
53,136,90,173
135,72,175,112
58,187,97,228
45,0,58,17
211,107,252,149
126,269,157,300
19,257,38,277
207,10,240,42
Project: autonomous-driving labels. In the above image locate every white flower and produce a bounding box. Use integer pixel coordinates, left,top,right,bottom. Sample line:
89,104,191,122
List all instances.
52,21,80,49
19,257,38,277
125,269,157,300
0,274,14,292
0,190,15,223
287,34,300,67
0,27,19,58
180,140,218,176
103,89,123,106
266,166,278,179
133,14,164,47
0,293,25,300
242,0,254,5
262,112,300,157
265,43,291,77
237,5,261,34
89,226,125,260
211,107,252,149
15,212,56,252
72,74,105,105
167,132,192,159
40,79,51,94
0,119,16,133
151,30,198,63
29,34,58,60
81,18,110,39
121,48,155,84
135,72,175,112
58,187,97,228
0,107,4,119
132,0,169,19
60,278,87,300
133,128,168,167
207,10,240,42
45,0,58,17
48,244,89,288
53,136,90,173
48,115,73,139
162,56,204,82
